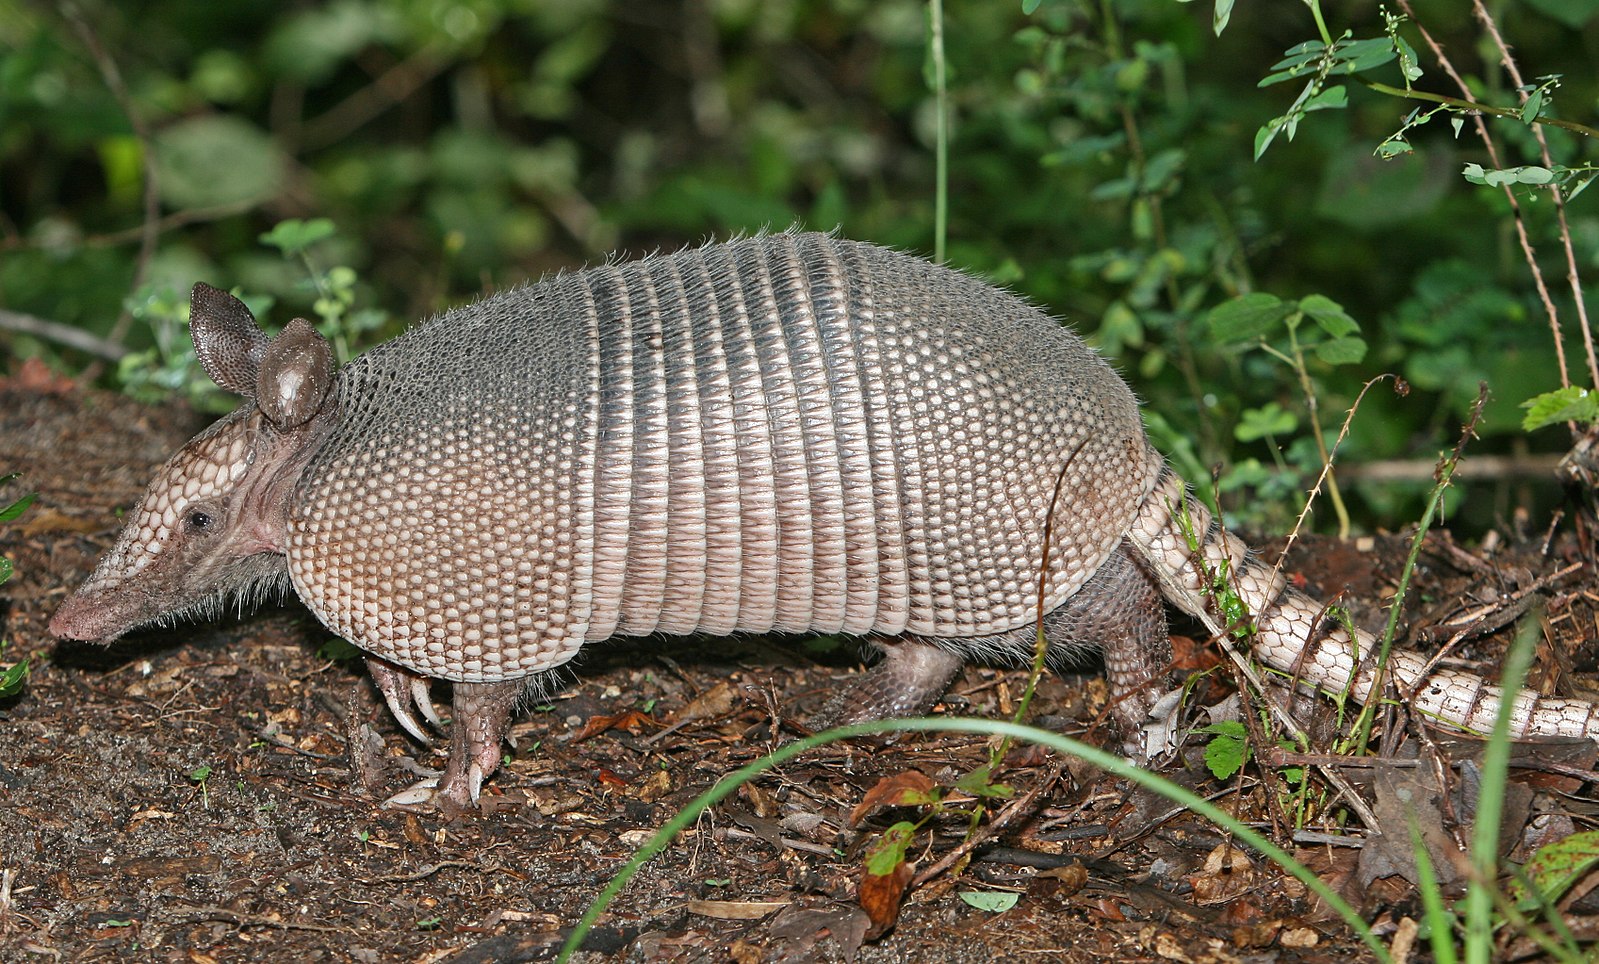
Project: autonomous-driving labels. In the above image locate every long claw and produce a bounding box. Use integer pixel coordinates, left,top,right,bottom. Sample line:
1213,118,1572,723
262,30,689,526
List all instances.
383,778,440,809
367,657,438,745
411,677,443,729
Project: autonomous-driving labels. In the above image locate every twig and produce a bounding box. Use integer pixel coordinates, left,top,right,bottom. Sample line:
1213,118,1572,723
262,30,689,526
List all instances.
0,309,129,361
61,3,159,362
1392,0,1570,396
295,44,451,151
1470,0,1598,389
910,762,1062,887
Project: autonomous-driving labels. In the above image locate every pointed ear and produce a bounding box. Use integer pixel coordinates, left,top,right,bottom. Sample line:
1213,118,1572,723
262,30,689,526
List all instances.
256,318,336,429
190,283,270,397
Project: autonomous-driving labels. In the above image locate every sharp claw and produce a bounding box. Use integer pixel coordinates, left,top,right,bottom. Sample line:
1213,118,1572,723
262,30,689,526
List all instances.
411,677,443,730
468,762,485,804
383,778,440,809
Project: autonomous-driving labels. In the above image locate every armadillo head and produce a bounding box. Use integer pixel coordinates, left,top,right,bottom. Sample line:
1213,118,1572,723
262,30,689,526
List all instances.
51,284,340,642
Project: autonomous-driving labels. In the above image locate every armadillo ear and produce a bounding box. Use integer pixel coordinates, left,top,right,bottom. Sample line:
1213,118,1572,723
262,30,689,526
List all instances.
256,318,336,429
190,283,270,397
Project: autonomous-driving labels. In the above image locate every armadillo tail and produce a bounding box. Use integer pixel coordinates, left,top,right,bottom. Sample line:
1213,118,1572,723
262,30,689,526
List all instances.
1128,468,1599,741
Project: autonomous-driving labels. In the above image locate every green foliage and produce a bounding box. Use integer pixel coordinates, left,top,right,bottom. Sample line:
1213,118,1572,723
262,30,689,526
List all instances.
2,0,1595,533
1200,720,1249,780
958,890,1020,912
0,474,34,698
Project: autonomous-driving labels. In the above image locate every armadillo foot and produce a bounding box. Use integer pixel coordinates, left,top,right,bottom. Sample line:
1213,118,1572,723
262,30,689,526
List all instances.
367,657,440,745
810,638,966,730
438,679,524,812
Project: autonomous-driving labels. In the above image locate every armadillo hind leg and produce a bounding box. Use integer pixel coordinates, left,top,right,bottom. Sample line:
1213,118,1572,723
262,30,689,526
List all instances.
809,639,968,730
811,542,1171,744
1038,541,1171,738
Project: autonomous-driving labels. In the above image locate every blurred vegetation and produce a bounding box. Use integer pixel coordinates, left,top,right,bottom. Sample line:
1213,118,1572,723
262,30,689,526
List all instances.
2,0,1597,532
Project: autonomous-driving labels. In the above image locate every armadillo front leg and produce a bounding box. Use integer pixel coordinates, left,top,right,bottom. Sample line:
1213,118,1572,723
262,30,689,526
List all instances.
367,657,444,744
436,680,524,811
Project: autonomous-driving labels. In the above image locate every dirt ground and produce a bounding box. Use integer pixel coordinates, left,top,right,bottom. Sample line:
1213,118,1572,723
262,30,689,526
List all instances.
4,378,1599,963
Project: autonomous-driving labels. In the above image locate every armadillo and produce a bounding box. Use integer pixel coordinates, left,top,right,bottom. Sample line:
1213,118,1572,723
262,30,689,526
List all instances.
49,231,1599,810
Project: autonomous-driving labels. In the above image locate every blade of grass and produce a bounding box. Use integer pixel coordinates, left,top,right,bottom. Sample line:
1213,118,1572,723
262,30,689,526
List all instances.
556,718,1392,962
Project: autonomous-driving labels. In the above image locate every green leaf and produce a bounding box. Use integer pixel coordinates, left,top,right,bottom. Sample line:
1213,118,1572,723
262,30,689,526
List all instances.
955,765,1015,799
1523,0,1599,29
1236,403,1298,442
1520,88,1545,125
1302,86,1347,112
1509,829,1599,907
1212,0,1234,36
1202,721,1250,780
1315,336,1368,365
959,891,1020,912
1207,293,1291,343
260,218,336,255
1331,37,1397,74
1521,387,1599,431
865,822,917,877
0,656,27,698
154,116,285,210
0,557,11,586
1299,295,1359,337
0,491,34,523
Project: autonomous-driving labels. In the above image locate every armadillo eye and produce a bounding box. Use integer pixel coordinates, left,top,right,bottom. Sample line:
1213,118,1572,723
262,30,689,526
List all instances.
186,509,215,532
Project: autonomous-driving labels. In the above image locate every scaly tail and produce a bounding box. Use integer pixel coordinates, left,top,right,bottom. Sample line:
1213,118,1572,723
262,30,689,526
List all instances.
1129,467,1599,741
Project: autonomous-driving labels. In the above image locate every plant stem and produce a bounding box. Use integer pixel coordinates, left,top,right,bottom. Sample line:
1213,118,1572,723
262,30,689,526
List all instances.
929,0,948,262
1306,0,1334,46
1284,319,1351,538
1364,81,1599,140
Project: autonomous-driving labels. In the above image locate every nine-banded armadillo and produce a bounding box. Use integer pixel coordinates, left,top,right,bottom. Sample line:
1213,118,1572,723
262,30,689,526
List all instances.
50,231,1599,811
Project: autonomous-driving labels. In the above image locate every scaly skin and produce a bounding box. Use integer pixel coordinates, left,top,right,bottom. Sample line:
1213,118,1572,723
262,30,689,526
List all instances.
49,236,1599,816
1129,468,1599,741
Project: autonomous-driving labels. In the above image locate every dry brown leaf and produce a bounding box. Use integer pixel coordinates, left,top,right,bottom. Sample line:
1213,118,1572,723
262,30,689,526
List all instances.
858,859,914,939
848,770,937,827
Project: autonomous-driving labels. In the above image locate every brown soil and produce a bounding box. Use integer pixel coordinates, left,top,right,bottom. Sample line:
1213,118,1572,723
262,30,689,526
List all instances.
3,383,1598,963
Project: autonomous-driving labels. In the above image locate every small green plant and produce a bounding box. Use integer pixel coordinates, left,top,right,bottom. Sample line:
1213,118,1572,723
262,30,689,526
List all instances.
259,218,389,365
116,219,390,406
0,474,35,698
187,764,214,807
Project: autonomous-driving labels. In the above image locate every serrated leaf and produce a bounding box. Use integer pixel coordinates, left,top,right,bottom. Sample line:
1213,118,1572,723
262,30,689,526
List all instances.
260,218,336,255
1316,336,1368,365
1299,294,1360,337
959,891,1020,912
1521,387,1599,431
1235,403,1298,442
1207,293,1290,342
1203,721,1249,780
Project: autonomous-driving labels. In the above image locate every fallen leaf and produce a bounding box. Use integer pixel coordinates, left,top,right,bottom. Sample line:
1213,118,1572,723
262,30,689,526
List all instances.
687,900,789,920
849,770,938,826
